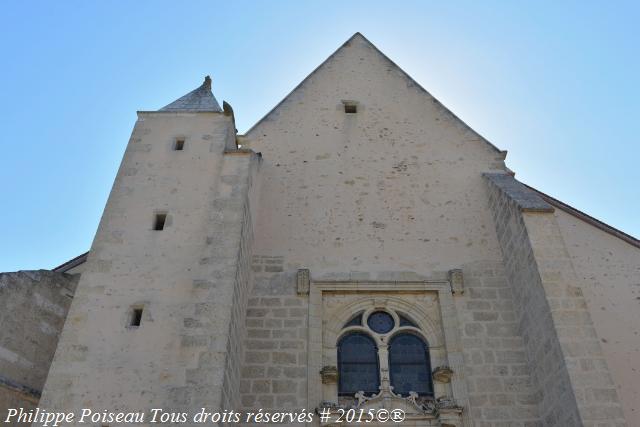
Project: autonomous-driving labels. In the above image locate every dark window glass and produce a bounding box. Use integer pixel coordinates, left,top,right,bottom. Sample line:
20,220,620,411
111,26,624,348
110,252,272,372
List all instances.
398,314,418,328
389,334,433,396
367,311,394,334
338,333,380,396
344,313,363,328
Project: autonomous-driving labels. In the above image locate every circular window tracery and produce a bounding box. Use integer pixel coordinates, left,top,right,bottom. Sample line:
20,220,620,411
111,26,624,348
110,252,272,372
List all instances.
367,311,395,334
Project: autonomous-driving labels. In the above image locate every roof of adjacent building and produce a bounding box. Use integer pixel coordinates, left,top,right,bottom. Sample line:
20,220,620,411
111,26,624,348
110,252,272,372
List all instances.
159,75,222,112
53,251,88,273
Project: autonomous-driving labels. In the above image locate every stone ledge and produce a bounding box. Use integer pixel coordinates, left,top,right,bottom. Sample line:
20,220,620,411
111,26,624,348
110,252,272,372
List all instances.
483,173,554,213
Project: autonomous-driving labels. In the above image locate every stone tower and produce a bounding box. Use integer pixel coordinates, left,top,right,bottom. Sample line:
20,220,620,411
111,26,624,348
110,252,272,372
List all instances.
35,76,261,421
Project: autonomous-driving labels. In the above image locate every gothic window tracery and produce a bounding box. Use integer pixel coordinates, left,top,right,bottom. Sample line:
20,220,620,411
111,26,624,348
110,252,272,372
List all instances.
367,311,395,333
343,312,363,328
336,308,433,398
337,333,379,396
389,333,433,396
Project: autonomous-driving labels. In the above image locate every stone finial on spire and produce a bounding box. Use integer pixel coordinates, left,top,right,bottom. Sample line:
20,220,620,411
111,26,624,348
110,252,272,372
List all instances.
203,75,212,91
159,75,221,112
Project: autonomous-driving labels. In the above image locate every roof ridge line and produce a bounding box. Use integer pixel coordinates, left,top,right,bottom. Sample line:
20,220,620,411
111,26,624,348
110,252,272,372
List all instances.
524,183,640,249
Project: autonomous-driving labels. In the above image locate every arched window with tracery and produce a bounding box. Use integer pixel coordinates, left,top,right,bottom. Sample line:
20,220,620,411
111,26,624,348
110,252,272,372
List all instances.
389,333,433,396
337,333,380,396
336,309,434,399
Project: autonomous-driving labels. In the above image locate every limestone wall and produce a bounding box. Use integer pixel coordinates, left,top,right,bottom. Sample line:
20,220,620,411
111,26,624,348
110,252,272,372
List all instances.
245,34,508,277
240,34,544,425
240,270,308,412
35,111,259,425
452,260,540,423
555,208,640,425
0,270,77,425
485,173,626,426
218,152,261,412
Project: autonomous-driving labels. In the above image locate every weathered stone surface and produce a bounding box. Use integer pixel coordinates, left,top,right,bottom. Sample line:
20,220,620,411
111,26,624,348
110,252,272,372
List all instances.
0,270,78,424
2,32,637,427
485,173,628,426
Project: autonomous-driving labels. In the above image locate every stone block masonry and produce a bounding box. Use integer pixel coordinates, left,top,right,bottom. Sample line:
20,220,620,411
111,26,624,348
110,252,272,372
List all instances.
484,173,626,427
3,34,637,427
0,270,78,425
175,151,261,416
453,261,541,426
239,270,308,413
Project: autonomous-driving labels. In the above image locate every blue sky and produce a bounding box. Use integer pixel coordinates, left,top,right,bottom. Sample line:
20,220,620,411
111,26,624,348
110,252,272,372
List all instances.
1,1,638,272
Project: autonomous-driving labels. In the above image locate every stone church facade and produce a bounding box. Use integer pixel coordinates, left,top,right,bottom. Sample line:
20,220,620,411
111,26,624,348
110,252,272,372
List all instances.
1,33,639,426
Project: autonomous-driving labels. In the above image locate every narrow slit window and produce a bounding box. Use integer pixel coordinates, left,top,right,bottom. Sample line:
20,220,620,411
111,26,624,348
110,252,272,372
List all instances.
174,139,185,151
130,307,143,327
344,103,357,114
154,213,167,230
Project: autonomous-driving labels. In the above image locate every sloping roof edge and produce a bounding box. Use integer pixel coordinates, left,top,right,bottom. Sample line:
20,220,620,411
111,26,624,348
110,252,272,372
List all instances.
243,32,502,154
53,251,88,273
159,76,222,112
525,184,640,250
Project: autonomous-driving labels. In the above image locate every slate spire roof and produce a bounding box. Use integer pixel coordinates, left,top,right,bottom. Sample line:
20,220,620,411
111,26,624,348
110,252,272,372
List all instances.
160,76,222,112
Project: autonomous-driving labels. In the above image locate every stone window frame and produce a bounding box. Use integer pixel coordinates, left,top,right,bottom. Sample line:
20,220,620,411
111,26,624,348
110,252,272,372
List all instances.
308,278,470,426
336,306,435,398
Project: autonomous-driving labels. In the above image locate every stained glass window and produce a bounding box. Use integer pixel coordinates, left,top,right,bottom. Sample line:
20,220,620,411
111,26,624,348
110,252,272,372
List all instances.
389,334,433,396
367,311,394,334
398,313,418,328
344,312,363,328
338,333,380,395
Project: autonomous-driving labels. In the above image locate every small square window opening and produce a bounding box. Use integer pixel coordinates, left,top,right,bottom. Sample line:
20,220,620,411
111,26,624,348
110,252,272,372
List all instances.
174,139,185,151
154,213,167,231
130,307,143,327
344,104,357,114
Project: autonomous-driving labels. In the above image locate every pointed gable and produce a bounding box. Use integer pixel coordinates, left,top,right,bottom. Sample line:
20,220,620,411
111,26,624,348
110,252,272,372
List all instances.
245,33,501,154
160,76,222,112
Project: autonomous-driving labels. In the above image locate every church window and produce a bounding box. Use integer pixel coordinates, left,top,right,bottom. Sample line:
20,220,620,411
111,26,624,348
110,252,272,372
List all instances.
367,311,394,334
336,307,433,399
389,334,433,396
338,333,379,395
344,312,363,328
174,138,185,150
398,313,418,328
153,213,167,230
